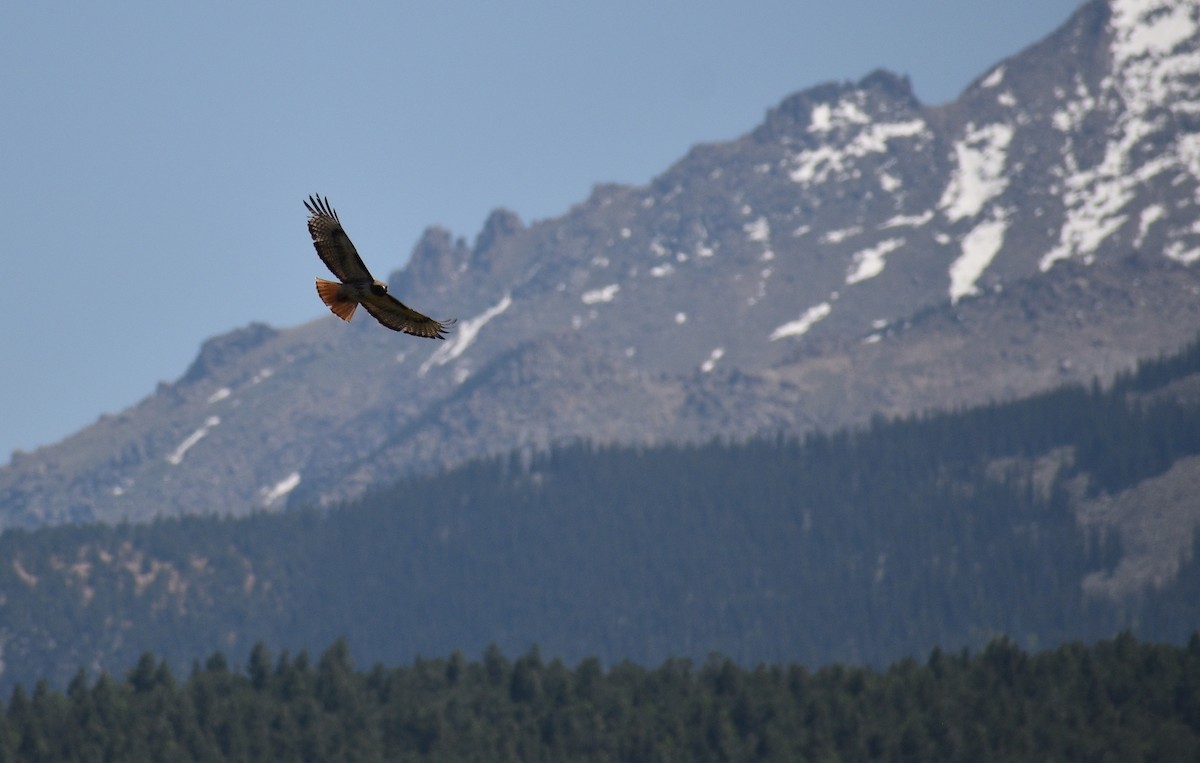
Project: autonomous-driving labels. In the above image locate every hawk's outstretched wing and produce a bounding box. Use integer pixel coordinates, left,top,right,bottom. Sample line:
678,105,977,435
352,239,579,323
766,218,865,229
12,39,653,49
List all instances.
305,194,374,283
361,292,456,339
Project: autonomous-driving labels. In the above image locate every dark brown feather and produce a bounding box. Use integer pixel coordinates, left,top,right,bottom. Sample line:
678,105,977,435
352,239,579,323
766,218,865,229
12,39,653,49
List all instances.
361,294,455,339
305,194,374,283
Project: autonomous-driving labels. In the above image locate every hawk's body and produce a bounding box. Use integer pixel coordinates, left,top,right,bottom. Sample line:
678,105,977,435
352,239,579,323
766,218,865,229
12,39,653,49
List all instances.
305,195,454,339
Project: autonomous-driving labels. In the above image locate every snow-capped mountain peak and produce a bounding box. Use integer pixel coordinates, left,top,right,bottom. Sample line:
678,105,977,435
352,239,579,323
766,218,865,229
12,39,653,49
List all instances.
4,0,1200,527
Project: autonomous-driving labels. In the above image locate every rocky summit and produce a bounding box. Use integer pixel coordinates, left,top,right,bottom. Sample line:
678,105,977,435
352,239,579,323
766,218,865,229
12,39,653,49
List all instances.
4,0,1200,528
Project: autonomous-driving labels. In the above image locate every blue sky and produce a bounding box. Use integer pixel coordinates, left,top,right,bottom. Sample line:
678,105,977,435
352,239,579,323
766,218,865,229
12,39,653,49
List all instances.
2,0,1084,460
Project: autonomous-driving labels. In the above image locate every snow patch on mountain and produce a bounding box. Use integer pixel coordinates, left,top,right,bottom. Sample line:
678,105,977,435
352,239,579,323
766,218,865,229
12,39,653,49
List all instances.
1136,204,1166,247
822,226,863,244
744,217,771,243
950,209,1009,303
881,211,933,229
879,172,902,192
1166,241,1200,264
770,302,832,341
1041,1,1200,271
846,238,905,284
581,284,620,304
166,416,220,466
420,293,512,377
1181,132,1200,175
1052,82,1097,132
790,118,927,187
261,472,300,507
939,123,1014,222
808,98,871,133
1041,159,1139,270
1110,0,1198,66
700,347,725,373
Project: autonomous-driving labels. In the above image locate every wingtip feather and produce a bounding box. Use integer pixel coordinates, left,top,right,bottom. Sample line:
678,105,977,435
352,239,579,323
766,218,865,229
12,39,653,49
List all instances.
434,318,457,340
305,194,338,222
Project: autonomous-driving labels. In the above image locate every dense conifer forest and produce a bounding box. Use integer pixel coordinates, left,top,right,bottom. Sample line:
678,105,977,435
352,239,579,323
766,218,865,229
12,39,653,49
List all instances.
2,634,1199,761
0,337,1199,700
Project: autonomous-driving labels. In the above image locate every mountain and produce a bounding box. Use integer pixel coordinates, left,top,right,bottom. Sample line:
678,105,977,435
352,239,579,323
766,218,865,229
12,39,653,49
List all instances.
5,0,1200,528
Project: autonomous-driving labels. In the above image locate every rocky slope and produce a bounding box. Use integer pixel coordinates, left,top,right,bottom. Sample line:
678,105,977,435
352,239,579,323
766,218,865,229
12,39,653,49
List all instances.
3,0,1200,527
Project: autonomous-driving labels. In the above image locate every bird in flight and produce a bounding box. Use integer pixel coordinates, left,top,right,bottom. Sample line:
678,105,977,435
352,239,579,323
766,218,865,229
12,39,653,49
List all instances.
305,194,455,339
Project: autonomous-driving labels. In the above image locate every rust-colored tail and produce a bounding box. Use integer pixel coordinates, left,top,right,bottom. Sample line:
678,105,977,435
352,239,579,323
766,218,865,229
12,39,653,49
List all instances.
315,279,357,321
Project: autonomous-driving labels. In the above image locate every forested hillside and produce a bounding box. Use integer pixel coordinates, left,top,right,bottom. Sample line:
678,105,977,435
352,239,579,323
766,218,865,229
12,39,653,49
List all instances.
1,337,1199,695
3,634,1199,762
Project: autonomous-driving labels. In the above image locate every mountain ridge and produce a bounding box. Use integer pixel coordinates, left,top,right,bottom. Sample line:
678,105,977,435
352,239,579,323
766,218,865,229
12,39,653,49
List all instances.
4,0,1200,527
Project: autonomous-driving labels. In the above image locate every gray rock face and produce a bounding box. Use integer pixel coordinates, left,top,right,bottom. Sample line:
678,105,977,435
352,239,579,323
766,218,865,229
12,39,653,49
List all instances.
5,0,1200,528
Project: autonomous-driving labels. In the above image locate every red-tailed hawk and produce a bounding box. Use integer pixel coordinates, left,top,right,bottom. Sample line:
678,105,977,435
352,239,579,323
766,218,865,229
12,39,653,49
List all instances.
305,194,455,339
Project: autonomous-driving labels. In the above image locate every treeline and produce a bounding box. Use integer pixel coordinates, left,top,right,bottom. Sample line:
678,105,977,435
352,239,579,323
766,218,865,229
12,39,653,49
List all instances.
4,633,1200,762
1,336,1200,694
